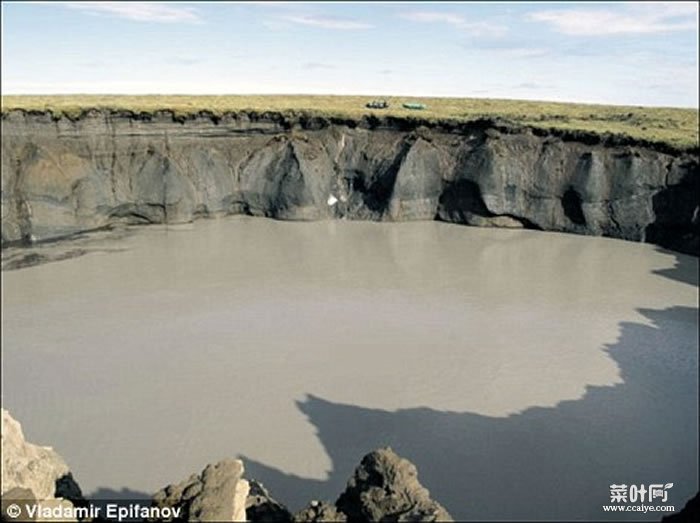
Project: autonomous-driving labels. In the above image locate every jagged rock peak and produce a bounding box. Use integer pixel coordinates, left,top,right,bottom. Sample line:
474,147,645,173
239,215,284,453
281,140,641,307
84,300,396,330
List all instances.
336,447,453,522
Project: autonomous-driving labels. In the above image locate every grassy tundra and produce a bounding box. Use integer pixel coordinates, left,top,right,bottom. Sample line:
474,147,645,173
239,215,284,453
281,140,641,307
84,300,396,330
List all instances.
2,94,698,150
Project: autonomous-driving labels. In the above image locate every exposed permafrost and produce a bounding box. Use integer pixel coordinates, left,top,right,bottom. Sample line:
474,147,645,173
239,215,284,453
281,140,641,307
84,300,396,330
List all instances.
1,110,698,255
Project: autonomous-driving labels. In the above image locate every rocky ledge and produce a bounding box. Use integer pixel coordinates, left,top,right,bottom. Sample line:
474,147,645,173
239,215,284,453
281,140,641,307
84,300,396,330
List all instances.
2,110,698,255
1,409,452,522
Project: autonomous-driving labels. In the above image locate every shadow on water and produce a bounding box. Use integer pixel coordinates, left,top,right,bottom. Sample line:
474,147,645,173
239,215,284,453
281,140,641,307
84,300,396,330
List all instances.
86,487,152,521
652,246,699,287
242,249,699,521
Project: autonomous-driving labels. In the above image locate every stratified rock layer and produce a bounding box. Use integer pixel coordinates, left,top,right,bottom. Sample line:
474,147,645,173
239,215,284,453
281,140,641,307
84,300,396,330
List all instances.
2,111,697,255
336,447,453,522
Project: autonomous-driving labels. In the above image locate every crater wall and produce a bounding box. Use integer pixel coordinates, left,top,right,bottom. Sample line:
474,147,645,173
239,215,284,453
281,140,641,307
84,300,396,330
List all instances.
2,110,697,254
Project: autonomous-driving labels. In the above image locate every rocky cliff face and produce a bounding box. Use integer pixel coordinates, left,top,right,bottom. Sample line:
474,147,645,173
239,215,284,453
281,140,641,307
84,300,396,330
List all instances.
2,110,698,254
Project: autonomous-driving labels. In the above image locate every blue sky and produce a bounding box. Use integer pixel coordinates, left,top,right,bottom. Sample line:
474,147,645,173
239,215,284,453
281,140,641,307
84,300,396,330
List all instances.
2,1,698,107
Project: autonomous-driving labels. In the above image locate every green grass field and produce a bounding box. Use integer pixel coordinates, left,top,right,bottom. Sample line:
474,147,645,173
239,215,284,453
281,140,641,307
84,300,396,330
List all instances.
2,94,698,150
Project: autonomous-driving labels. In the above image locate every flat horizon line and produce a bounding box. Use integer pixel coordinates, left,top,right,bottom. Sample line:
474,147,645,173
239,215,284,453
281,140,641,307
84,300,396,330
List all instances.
2,93,698,111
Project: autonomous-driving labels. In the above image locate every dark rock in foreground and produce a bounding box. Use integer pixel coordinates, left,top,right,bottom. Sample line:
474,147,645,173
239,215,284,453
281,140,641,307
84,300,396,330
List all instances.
336,447,452,522
292,501,347,522
246,479,293,522
154,448,452,522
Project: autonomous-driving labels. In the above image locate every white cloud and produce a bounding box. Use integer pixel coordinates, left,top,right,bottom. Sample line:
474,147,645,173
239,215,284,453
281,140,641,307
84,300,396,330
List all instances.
530,3,698,36
284,14,372,30
61,2,202,24
402,11,467,26
462,39,551,59
401,11,507,37
640,3,699,18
